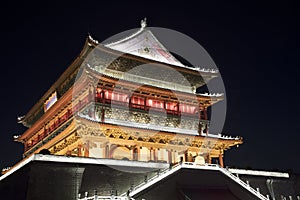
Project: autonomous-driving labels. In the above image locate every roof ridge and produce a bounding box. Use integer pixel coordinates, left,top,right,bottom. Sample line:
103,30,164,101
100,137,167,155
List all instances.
104,27,145,47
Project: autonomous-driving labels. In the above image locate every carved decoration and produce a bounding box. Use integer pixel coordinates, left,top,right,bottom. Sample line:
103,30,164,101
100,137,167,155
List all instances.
50,132,79,154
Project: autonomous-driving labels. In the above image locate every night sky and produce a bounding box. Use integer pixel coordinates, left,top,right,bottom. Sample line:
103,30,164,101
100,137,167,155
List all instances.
0,1,299,173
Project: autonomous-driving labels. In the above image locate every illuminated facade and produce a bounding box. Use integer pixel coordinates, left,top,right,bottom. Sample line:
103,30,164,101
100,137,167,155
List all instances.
1,20,299,200
15,20,242,168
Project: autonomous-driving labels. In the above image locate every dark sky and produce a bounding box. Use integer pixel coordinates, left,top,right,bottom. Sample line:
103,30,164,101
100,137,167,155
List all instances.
0,1,299,172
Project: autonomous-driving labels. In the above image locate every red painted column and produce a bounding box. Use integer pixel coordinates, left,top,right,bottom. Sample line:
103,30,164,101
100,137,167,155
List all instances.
219,154,224,168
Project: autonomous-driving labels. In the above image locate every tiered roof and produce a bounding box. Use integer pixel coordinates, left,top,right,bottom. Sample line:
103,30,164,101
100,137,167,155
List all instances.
19,21,221,128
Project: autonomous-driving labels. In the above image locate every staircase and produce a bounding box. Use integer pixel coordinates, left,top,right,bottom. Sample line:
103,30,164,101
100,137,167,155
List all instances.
121,162,269,200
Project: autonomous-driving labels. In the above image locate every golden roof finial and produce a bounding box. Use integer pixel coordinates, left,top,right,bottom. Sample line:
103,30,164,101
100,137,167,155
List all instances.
141,17,147,29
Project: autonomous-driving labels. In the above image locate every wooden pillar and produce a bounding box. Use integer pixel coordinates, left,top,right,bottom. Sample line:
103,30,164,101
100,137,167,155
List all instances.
199,107,202,120
133,147,139,161
24,142,28,151
105,144,110,158
219,154,224,167
171,151,175,163
130,148,133,160
84,141,89,157
204,107,209,135
101,107,105,122
66,150,71,156
88,85,94,102
150,148,154,161
184,151,188,162
207,154,212,164
187,153,193,162
198,123,203,135
43,125,47,137
101,91,105,104
168,150,172,164
77,144,82,156
205,123,209,136
109,144,118,159
204,107,208,120
153,148,158,162
92,107,95,119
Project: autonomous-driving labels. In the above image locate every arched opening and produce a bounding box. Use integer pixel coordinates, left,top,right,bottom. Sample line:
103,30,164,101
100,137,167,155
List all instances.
111,146,132,160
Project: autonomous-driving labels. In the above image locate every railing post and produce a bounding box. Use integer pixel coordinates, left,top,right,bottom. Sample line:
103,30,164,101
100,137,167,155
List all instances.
130,183,134,192
246,180,250,187
281,195,286,200
85,191,88,200
256,188,260,194
266,194,270,199
78,193,81,200
94,190,97,200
